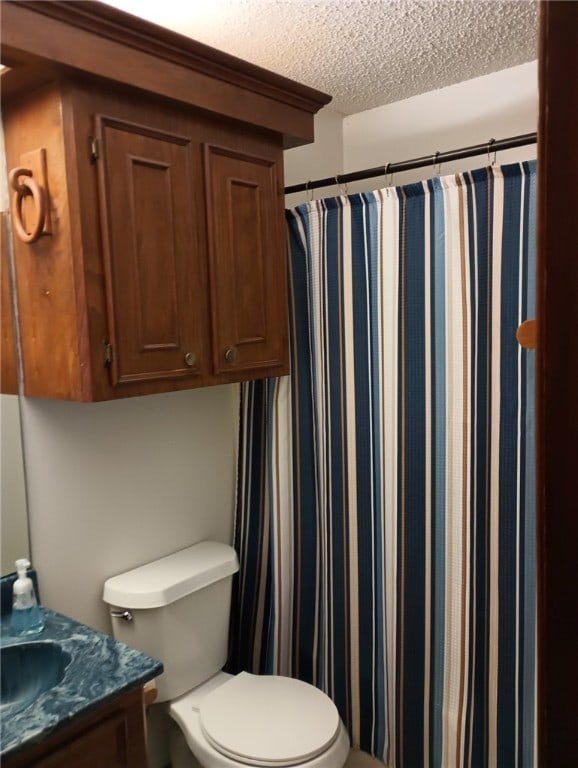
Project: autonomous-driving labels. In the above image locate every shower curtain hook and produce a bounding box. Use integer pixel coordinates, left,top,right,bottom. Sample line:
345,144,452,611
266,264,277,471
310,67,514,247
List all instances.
487,138,497,167
433,151,442,176
384,162,394,188
305,180,314,202
335,174,348,196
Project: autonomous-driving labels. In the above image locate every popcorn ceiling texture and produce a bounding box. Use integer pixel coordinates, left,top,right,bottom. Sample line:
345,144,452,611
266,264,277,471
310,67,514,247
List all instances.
103,0,538,115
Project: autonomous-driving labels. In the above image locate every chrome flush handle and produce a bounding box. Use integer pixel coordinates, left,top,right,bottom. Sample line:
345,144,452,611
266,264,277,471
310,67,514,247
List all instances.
109,608,133,622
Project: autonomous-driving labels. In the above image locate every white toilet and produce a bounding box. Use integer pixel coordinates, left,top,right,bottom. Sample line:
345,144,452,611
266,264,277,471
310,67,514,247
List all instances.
103,541,350,768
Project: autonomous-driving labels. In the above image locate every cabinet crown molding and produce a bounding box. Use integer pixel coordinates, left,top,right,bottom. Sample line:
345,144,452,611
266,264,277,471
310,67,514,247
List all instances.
1,0,332,148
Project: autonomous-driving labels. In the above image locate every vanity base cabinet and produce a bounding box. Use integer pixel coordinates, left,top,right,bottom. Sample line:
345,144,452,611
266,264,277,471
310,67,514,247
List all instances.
2,76,288,401
3,687,148,768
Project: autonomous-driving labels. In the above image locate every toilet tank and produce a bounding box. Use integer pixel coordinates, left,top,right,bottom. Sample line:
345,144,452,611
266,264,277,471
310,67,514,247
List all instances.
102,541,239,702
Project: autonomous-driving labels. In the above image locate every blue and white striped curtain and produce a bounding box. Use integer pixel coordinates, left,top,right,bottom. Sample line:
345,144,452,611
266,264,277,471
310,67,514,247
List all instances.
228,162,536,768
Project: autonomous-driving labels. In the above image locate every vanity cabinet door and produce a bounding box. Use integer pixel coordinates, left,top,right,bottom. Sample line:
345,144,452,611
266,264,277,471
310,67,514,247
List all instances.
204,144,289,378
3,688,147,768
95,115,207,387
32,711,136,768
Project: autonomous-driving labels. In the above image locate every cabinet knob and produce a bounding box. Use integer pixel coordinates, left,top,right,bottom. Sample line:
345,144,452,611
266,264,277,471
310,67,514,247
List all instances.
184,352,197,367
224,347,237,364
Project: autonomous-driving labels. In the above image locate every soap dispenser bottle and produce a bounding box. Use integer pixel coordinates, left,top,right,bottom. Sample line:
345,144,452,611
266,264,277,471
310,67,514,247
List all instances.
11,558,44,635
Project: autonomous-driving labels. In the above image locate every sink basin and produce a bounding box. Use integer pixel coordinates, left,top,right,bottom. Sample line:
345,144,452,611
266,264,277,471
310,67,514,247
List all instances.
1,641,71,716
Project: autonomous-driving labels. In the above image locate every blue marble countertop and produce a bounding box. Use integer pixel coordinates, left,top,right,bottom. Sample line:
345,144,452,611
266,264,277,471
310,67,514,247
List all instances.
1,606,162,760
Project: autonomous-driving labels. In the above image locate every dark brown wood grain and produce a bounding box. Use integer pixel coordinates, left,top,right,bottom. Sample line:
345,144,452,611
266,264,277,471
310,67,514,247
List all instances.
3,687,147,768
0,1,331,149
0,0,313,399
1,212,19,394
537,1,578,764
0,1,325,400
95,114,206,387
2,83,84,400
204,144,289,377
2,70,293,400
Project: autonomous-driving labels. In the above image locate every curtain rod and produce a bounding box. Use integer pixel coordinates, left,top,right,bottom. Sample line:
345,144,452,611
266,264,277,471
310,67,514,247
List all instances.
284,132,537,195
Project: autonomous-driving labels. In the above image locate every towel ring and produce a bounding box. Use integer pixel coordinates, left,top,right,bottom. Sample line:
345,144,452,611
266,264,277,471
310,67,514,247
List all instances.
9,167,47,244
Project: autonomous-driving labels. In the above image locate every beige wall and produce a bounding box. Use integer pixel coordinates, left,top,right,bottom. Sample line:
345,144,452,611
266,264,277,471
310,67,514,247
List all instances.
285,61,538,205
21,385,238,633
284,108,345,209
1,395,29,573
343,61,538,190
20,385,237,768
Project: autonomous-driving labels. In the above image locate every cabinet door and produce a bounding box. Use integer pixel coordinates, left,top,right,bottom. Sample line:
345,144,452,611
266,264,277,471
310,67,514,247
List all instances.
204,144,288,377
96,115,206,386
31,712,134,768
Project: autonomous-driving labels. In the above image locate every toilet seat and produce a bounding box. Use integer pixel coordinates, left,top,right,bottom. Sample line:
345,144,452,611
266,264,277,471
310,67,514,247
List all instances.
198,672,341,767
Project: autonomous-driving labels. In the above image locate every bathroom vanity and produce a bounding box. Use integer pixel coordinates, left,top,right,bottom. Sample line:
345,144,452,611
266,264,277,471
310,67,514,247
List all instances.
4,688,147,768
0,606,162,767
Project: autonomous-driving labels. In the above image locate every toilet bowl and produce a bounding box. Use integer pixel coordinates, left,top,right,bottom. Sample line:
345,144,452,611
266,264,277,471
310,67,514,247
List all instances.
103,542,350,768
169,671,350,768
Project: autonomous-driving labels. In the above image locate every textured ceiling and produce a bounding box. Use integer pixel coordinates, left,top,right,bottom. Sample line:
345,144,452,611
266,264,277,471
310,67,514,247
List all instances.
101,0,538,115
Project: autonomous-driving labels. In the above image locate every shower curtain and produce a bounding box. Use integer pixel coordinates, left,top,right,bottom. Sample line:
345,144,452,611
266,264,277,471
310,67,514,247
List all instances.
228,162,536,768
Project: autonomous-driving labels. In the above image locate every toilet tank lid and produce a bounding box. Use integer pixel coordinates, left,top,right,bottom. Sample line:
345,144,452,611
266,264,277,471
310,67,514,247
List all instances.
102,541,239,609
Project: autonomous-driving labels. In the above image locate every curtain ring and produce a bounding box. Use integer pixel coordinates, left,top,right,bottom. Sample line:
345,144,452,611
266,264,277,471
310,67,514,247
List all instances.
487,138,497,167
432,151,442,176
305,180,314,202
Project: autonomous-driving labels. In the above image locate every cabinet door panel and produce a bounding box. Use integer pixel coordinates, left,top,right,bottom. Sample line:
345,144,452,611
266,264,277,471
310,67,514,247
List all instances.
32,712,131,768
96,115,205,385
204,144,288,376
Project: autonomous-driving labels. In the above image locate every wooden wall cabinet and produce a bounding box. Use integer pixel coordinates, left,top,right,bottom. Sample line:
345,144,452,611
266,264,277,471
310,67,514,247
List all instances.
1,1,330,401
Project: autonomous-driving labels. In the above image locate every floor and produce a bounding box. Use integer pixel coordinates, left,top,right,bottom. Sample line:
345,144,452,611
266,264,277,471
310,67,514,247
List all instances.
345,749,385,768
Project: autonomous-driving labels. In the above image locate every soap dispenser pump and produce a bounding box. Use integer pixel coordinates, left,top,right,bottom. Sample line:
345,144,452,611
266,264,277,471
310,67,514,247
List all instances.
11,558,44,635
